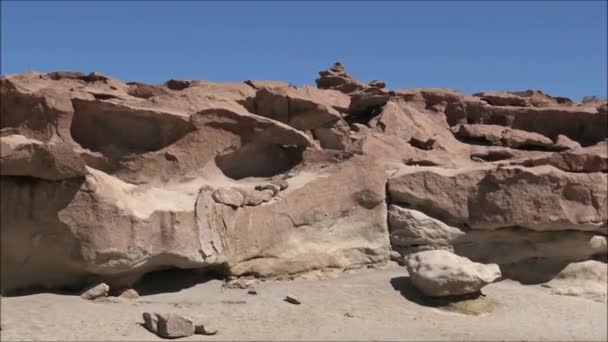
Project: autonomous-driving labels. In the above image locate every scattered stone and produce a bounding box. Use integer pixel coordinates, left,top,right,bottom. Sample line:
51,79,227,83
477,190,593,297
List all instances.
284,295,301,305
344,312,355,318
224,276,257,289
118,288,139,300
389,250,402,261
157,313,195,339
247,289,258,295
369,80,386,89
195,324,218,336
142,312,159,334
270,178,289,190
255,183,281,196
405,250,502,297
80,283,109,300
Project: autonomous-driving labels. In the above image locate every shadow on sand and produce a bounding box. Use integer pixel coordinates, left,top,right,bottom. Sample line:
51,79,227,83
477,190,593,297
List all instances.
133,268,223,296
389,276,483,308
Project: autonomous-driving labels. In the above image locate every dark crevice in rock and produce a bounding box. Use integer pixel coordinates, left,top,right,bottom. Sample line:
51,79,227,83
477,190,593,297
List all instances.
91,93,119,100
471,150,514,162
215,144,304,180
344,106,383,126
404,159,439,166
408,137,435,151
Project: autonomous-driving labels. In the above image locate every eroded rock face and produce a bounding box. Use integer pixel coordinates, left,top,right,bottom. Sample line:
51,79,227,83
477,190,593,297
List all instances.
388,205,464,254
1,65,606,292
389,165,607,231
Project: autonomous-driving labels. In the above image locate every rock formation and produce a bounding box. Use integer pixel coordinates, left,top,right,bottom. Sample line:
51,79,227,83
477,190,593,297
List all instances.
1,63,606,293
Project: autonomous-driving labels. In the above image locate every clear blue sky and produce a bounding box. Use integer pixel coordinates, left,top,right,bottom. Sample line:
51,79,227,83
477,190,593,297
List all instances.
1,1,606,100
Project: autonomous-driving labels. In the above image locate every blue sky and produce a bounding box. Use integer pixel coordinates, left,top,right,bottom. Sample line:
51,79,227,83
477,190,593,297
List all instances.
1,1,606,100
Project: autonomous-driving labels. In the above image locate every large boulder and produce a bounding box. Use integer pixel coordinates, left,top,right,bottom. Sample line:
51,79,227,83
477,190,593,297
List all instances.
542,260,607,302
405,250,502,297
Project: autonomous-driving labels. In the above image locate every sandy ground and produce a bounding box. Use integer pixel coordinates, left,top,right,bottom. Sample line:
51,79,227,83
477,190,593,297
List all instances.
1,266,606,341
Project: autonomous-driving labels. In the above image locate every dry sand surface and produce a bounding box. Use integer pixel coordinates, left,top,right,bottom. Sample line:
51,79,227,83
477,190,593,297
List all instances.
1,266,606,341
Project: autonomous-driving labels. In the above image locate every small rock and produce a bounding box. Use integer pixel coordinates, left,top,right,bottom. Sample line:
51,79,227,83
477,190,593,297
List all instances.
224,276,257,289
240,189,274,206
247,289,258,295
284,295,301,305
389,251,401,261
195,324,218,336
80,283,109,300
118,288,139,300
142,312,159,334
157,313,195,339
255,183,281,196
344,312,354,318
269,178,289,190
369,80,386,89
212,188,244,207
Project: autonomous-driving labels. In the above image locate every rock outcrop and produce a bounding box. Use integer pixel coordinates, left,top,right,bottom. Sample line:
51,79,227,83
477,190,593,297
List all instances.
1,63,606,292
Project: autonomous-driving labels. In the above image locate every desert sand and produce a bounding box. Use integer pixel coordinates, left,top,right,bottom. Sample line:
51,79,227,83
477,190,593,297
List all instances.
1,266,606,341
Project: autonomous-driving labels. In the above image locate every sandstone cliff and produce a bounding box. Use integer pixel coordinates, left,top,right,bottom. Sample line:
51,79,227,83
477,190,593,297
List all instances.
1,63,606,292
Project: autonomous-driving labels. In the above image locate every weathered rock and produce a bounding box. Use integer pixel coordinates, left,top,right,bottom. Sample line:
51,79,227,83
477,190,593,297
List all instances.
212,188,244,207
118,288,139,299
194,324,218,336
388,205,464,253
452,124,555,150
269,178,289,190
553,134,581,151
389,165,607,231
453,229,607,270
224,276,257,289
369,80,386,89
142,312,160,334
509,89,575,107
250,84,350,130
473,91,529,107
1,135,87,180
446,97,607,146
143,313,195,339
2,67,606,295
315,63,390,115
254,183,281,196
80,283,109,300
515,141,607,173
542,260,607,302
284,295,301,305
239,188,274,206
405,250,502,297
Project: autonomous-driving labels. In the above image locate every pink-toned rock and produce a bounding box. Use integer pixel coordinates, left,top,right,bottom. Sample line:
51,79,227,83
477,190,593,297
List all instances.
389,165,607,231
1,66,606,293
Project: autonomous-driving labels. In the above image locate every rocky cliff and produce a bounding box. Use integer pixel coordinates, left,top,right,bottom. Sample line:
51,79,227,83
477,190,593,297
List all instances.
1,63,606,292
